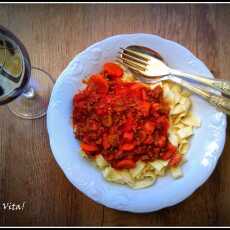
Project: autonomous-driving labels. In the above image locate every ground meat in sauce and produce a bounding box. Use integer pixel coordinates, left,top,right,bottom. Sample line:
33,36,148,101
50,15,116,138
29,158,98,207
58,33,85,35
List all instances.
72,62,182,170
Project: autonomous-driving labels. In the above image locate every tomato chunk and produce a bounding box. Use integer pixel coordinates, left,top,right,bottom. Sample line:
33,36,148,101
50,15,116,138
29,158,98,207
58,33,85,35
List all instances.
139,101,151,116
121,143,135,151
144,135,153,144
144,121,155,134
114,159,136,169
81,143,98,152
157,136,166,147
160,151,174,161
169,153,182,167
89,74,108,94
123,132,133,142
102,134,111,150
103,63,123,79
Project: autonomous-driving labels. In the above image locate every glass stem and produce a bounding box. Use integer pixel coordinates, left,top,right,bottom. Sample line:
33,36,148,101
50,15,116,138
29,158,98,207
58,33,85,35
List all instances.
22,84,35,99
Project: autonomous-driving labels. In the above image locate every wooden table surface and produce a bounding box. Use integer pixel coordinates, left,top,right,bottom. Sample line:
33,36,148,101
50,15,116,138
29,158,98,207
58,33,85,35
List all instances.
0,4,230,226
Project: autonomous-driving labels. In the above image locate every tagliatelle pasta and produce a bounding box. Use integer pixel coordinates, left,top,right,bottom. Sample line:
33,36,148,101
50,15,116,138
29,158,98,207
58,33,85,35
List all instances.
73,62,201,189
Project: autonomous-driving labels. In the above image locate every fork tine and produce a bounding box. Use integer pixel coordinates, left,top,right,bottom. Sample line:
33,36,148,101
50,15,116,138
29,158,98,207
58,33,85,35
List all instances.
118,53,147,69
116,57,145,74
120,48,150,61
118,51,148,66
117,56,146,72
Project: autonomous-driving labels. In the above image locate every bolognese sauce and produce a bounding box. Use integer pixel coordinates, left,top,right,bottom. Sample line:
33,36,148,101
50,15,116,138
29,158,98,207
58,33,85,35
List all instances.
72,62,182,170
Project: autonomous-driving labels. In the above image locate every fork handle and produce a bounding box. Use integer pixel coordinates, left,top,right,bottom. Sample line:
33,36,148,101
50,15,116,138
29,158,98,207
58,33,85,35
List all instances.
170,69,230,96
208,95,230,115
169,75,230,115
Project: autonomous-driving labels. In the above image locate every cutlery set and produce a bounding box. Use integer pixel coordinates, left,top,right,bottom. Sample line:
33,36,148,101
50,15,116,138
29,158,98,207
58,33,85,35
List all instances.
118,46,230,115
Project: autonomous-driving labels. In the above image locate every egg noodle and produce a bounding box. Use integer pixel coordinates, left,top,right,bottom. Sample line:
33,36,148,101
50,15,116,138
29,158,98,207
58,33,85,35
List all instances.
80,63,201,189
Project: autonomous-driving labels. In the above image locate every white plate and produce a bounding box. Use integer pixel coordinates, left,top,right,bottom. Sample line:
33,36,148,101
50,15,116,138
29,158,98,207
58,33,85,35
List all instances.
47,33,227,213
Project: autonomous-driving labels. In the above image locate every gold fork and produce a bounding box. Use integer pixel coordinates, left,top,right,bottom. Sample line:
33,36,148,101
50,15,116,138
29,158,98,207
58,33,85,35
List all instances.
117,48,230,115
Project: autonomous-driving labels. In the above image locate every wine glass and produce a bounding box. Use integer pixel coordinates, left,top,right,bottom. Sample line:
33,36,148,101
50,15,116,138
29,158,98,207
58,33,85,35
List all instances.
0,25,54,119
